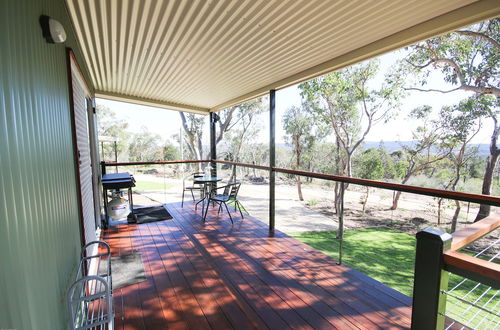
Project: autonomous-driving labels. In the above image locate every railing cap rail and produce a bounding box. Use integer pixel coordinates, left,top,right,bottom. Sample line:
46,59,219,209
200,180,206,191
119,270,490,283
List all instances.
448,212,500,252
103,159,500,206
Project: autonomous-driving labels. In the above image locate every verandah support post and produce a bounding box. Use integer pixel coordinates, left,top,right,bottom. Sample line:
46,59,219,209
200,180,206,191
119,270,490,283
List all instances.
269,90,276,232
209,112,217,188
411,228,452,330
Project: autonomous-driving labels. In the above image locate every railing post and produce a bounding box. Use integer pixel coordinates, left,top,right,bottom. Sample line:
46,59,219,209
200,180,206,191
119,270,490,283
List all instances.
100,161,106,175
411,228,452,330
269,89,276,233
337,182,345,265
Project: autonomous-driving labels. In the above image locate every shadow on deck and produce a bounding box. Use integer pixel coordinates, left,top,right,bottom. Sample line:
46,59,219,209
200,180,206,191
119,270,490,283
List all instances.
102,201,413,329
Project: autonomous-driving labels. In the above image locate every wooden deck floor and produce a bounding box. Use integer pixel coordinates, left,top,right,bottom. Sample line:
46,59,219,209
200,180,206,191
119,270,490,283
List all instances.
102,201,413,329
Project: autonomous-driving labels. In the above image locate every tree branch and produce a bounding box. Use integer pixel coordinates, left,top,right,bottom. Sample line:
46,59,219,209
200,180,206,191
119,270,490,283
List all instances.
325,98,347,151
351,91,373,153
216,106,237,144
404,87,461,93
456,30,500,49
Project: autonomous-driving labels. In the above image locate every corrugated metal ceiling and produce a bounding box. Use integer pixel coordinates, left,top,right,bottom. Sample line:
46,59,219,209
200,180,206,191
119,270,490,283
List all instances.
66,0,500,114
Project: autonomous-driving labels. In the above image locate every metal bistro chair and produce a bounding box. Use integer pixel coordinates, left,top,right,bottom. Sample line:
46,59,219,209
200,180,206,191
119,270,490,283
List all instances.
181,172,204,207
203,181,244,223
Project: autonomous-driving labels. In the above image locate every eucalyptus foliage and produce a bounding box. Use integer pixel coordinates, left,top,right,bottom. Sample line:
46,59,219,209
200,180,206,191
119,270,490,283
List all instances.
403,19,499,96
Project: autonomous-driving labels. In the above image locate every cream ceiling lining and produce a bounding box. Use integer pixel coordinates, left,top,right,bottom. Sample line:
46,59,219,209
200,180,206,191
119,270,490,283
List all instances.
66,0,500,114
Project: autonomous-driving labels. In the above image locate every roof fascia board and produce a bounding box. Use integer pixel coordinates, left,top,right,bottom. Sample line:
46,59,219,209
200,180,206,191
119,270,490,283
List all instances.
210,0,500,112
95,91,210,115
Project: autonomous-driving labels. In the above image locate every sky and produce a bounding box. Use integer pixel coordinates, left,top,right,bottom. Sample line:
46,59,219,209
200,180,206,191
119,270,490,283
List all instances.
96,50,494,146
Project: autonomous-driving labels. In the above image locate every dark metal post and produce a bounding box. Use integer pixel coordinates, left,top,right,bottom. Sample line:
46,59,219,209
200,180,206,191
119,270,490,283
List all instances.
209,112,217,187
100,161,106,175
411,228,452,330
269,90,276,232
114,141,118,173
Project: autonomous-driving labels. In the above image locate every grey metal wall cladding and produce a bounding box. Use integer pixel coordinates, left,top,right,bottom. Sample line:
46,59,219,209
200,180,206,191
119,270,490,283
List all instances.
0,0,92,329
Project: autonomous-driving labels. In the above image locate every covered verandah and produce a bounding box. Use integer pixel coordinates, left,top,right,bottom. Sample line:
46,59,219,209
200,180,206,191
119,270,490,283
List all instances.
68,0,500,328
105,200,412,329
3,0,500,329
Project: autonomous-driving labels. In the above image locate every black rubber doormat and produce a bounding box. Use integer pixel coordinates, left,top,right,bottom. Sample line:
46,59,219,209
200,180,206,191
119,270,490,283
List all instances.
133,206,173,224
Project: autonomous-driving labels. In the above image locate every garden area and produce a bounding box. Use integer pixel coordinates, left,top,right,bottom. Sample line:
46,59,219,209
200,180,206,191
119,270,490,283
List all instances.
292,228,499,329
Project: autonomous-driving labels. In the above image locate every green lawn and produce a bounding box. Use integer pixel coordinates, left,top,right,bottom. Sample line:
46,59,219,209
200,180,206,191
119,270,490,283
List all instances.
291,228,416,296
291,228,498,328
134,180,173,191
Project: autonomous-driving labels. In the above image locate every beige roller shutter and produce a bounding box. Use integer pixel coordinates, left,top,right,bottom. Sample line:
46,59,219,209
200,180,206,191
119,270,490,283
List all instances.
70,55,97,253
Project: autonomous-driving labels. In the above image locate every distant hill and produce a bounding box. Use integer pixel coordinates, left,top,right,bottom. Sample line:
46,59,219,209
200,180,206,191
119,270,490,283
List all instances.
278,141,491,158
363,141,490,158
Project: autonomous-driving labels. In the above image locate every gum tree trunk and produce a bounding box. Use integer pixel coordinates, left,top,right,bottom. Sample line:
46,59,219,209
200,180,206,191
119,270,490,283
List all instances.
451,200,461,232
297,176,304,201
475,122,499,222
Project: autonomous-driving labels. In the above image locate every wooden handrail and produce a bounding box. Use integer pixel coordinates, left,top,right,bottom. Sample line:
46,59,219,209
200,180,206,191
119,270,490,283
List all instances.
103,159,500,206
440,214,500,287
448,213,500,252
213,160,271,171
107,159,209,166
444,251,500,284
272,167,500,206
213,161,500,206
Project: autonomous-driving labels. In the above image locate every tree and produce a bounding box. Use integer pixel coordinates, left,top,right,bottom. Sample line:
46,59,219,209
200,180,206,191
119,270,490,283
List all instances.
390,106,452,210
437,97,484,231
96,105,130,161
308,142,339,177
163,140,180,161
300,59,404,212
128,128,163,162
282,104,318,201
465,153,484,179
355,148,384,213
179,112,205,164
377,143,400,180
474,95,499,220
403,19,499,220
216,98,265,145
179,98,265,173
247,143,268,176
403,19,498,96
223,102,265,182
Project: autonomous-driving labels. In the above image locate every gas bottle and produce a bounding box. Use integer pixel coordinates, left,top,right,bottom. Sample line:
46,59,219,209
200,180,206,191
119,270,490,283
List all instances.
107,191,130,220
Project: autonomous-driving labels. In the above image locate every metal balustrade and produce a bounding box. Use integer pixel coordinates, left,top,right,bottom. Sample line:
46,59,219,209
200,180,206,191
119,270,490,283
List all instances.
103,159,500,329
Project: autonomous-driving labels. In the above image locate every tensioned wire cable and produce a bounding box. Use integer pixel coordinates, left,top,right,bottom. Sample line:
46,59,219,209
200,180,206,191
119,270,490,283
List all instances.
444,235,499,329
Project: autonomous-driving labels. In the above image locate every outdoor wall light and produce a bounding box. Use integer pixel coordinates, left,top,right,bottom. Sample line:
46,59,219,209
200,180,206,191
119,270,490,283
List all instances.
39,15,67,44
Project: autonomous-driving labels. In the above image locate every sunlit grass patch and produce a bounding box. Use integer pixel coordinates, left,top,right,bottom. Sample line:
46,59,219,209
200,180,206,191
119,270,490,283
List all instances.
291,228,498,328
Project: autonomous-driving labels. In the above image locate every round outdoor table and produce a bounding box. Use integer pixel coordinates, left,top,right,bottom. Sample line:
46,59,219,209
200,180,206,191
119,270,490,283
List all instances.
193,177,223,210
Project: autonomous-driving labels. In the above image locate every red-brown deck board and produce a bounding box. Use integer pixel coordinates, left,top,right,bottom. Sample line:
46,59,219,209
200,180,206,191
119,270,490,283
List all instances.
102,201,413,329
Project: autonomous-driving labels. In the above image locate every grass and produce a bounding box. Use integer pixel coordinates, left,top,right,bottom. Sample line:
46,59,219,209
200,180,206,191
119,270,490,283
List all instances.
308,198,318,206
134,180,173,191
291,228,416,296
291,228,498,328
227,199,249,214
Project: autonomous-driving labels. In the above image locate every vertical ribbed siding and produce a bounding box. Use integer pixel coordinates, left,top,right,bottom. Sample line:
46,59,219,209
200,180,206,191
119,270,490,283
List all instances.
0,0,89,329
